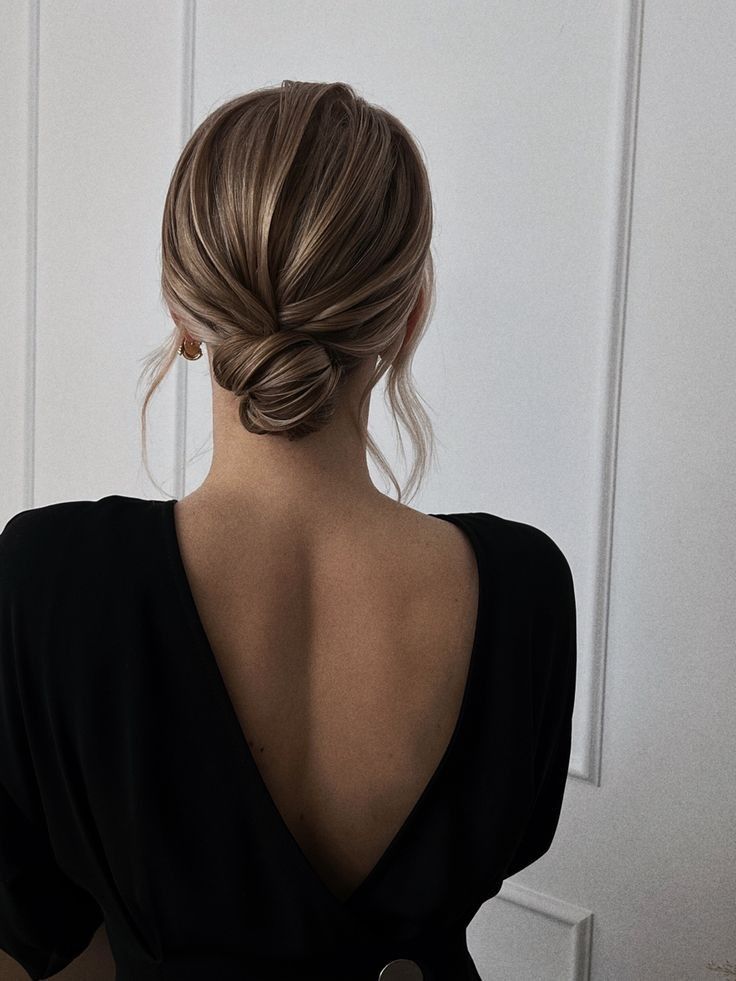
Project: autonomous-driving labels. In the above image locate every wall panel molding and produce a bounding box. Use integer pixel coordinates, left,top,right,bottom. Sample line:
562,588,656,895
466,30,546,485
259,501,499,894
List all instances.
571,0,645,788
496,880,594,981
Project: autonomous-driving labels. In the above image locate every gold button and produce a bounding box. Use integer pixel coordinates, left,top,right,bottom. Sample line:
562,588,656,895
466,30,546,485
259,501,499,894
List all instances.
377,959,423,981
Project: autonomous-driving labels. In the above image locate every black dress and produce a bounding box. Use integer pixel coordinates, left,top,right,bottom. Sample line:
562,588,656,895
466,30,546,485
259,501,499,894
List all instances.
0,495,576,981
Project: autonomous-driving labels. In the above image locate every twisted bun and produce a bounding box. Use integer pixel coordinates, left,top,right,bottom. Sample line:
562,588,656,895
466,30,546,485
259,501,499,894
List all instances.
149,80,438,501
211,328,344,440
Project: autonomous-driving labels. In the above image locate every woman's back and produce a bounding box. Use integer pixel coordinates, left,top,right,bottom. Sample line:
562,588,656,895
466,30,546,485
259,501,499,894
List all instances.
0,494,576,980
172,492,480,903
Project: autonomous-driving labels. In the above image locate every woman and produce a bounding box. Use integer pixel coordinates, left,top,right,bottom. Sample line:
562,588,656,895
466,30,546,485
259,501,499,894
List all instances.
0,80,576,981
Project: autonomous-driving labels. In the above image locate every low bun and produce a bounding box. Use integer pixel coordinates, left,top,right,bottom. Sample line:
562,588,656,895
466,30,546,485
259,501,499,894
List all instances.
145,79,438,503
211,329,344,440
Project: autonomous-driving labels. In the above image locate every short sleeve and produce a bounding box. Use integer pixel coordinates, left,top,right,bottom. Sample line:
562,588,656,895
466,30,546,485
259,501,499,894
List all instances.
502,530,577,879
0,511,104,979
0,782,105,979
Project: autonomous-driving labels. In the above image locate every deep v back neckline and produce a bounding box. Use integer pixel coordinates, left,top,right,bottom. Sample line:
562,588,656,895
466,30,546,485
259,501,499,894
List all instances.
160,497,486,910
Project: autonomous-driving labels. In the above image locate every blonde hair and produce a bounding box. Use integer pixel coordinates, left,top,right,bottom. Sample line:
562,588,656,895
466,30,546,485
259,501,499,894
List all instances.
137,80,438,503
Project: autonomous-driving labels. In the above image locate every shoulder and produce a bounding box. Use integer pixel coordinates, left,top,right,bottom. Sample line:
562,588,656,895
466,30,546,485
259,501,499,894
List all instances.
489,513,573,588
0,500,93,594
443,512,576,637
0,495,166,695
433,509,572,582
0,495,159,597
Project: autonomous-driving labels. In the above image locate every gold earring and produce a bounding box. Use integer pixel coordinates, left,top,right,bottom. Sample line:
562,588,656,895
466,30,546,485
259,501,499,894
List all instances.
178,335,202,361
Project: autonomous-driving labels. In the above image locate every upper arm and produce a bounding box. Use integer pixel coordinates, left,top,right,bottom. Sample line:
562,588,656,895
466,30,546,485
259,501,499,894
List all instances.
503,526,577,877
0,510,105,979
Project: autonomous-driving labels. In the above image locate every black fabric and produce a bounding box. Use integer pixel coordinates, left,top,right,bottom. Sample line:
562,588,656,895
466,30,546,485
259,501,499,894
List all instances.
0,495,576,980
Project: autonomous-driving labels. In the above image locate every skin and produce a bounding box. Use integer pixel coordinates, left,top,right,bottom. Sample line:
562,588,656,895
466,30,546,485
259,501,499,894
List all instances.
165,285,481,903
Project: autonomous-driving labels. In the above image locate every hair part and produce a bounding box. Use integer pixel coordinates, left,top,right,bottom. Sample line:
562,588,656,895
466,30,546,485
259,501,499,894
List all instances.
137,79,438,504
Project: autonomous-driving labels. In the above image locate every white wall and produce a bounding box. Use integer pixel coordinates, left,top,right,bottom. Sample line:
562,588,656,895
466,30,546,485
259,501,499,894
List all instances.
1,1,734,978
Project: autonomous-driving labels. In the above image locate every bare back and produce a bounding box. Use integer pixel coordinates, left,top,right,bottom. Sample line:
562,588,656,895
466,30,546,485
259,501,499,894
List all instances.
172,495,480,902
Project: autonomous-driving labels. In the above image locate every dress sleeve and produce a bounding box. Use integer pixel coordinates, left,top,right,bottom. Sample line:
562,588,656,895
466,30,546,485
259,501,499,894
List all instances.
503,529,578,879
0,783,105,979
0,511,104,980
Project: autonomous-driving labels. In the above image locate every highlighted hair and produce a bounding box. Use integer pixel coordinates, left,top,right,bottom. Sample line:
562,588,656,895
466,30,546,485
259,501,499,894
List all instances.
138,80,438,503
